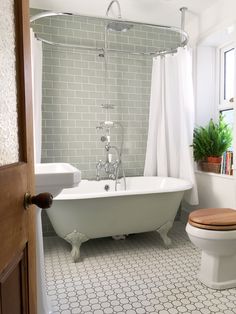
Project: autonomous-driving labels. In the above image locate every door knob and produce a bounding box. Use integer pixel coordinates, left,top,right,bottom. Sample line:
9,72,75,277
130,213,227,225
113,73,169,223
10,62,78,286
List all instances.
24,192,53,209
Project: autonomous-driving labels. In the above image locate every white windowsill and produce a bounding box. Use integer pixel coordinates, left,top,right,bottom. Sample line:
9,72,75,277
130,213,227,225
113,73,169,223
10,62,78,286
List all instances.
195,170,235,180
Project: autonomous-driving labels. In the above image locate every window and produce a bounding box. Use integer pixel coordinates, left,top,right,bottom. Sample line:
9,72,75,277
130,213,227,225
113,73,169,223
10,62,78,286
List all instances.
219,44,235,120
218,44,235,174
224,48,235,101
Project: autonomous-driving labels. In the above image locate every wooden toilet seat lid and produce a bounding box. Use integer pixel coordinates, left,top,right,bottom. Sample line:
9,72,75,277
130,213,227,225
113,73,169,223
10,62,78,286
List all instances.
188,208,236,231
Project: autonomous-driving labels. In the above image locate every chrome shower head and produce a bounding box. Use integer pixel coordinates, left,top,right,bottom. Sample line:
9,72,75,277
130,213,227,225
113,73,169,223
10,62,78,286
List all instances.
107,21,133,32
106,0,133,32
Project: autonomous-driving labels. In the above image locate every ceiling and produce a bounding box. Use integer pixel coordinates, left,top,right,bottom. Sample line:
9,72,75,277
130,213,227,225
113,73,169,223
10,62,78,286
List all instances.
29,0,217,27
158,0,217,14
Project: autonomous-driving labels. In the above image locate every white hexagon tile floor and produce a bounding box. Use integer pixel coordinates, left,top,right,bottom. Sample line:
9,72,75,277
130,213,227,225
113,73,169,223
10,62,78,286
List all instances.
43,222,236,314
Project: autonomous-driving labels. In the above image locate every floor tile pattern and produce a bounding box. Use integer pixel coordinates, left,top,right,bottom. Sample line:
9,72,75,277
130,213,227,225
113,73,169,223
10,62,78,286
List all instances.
44,222,236,313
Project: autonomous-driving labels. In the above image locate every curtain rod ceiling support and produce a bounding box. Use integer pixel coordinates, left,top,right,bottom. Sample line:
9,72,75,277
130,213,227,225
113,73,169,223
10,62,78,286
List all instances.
180,7,188,31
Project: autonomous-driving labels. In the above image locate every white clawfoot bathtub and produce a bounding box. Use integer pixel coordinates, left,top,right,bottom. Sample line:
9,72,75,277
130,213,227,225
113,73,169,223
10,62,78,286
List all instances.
47,176,192,261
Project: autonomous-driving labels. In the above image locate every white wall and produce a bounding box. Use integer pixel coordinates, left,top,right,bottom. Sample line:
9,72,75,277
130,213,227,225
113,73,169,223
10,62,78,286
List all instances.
186,0,236,49
185,172,236,211
189,0,236,212
184,0,236,45
199,0,236,42
195,46,217,126
193,0,236,126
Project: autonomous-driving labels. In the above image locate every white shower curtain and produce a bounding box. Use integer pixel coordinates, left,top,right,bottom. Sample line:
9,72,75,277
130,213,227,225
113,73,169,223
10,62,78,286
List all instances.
30,29,42,163
144,47,198,205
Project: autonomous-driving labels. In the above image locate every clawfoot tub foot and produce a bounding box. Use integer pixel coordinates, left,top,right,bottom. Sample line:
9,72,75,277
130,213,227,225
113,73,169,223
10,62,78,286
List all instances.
156,221,173,247
65,230,89,262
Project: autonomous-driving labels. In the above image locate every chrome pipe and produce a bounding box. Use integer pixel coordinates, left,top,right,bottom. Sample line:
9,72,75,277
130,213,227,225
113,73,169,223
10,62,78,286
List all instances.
30,11,72,23
34,34,104,53
34,35,186,57
180,7,188,31
30,10,189,50
179,7,188,47
31,10,187,34
106,0,122,19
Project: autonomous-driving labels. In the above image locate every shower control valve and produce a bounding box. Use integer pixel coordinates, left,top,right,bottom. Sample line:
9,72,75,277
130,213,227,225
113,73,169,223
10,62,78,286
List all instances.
101,136,107,142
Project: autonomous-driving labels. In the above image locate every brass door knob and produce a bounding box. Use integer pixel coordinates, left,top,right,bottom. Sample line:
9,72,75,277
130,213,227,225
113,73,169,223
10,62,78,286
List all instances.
24,192,53,209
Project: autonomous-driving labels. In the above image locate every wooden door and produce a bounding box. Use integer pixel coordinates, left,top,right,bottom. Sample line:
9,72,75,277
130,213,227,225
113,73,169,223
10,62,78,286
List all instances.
0,0,36,313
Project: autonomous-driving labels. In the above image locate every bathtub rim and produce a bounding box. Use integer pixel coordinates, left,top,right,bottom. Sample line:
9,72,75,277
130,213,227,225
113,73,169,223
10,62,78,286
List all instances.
54,176,193,200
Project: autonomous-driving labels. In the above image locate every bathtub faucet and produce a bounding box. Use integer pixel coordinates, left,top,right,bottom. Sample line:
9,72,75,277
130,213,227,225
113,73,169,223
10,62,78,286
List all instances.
95,120,126,189
96,160,105,181
96,158,126,191
96,159,120,181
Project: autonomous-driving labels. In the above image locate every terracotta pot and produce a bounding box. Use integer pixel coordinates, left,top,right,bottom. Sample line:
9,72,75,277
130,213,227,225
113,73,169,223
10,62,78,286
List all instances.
206,156,222,164
199,161,221,173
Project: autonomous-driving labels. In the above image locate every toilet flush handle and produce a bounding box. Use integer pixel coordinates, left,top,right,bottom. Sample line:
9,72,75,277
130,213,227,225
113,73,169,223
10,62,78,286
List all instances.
24,192,53,209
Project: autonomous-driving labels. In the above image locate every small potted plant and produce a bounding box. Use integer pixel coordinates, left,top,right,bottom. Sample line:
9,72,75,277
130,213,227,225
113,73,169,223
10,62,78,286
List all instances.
192,115,233,173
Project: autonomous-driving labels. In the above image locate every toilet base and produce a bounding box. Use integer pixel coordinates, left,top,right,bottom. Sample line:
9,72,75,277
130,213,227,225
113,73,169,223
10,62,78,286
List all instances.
199,251,236,290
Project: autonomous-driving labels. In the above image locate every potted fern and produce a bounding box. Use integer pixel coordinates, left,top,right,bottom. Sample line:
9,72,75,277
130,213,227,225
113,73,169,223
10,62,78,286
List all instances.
192,115,233,173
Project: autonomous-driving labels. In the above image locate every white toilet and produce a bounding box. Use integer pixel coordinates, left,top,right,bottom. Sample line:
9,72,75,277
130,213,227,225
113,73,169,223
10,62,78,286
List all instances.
186,208,236,290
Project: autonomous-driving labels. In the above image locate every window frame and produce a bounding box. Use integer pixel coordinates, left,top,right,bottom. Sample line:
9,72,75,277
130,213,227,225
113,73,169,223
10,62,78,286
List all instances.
218,42,235,112
216,42,235,165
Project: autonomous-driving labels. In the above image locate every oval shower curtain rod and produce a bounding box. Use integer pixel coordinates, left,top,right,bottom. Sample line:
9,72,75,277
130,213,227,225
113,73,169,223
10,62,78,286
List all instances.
30,9,189,57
